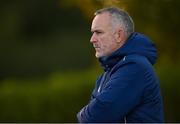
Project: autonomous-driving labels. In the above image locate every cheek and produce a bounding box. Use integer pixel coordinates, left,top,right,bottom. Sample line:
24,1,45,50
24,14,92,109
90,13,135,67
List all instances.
100,41,111,55
102,37,114,47
102,38,116,52
99,35,114,49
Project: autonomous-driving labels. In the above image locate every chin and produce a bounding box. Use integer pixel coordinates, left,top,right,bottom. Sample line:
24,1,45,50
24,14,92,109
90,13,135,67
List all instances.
95,53,101,58
95,55,100,58
95,53,104,58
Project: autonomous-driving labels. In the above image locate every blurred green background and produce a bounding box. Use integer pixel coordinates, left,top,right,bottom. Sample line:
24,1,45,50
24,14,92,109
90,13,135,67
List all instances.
0,0,179,122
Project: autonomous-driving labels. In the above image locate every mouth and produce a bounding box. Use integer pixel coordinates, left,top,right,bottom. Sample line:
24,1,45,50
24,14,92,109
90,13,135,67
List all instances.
93,45,100,49
93,44,100,51
94,46,100,48
94,47,100,50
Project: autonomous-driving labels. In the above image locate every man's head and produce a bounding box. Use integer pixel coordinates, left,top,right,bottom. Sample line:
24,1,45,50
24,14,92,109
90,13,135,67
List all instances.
90,7,134,58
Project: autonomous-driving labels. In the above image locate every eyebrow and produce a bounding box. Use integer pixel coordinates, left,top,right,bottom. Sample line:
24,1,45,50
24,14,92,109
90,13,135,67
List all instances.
91,29,103,33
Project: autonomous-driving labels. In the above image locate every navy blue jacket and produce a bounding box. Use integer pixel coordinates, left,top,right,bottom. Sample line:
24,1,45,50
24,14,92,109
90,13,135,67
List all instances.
77,32,164,123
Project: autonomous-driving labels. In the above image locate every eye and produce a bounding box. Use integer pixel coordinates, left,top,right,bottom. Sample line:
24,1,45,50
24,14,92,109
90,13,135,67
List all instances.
95,31,103,35
96,31,102,34
91,30,104,35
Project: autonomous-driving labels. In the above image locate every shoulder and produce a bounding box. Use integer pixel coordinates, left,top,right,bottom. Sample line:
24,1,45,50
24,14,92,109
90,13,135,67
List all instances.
125,54,151,67
110,54,158,86
112,54,151,75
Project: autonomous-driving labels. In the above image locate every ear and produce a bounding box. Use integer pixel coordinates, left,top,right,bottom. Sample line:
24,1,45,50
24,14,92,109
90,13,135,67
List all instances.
116,28,125,43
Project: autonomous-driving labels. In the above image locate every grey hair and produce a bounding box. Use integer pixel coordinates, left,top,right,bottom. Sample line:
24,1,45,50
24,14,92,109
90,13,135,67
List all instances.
95,7,134,37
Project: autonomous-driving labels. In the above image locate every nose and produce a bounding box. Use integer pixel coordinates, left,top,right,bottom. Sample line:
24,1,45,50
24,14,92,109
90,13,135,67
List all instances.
90,33,97,43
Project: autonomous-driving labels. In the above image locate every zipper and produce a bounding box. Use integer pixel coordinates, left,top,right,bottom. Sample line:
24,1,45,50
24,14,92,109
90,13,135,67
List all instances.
97,71,109,93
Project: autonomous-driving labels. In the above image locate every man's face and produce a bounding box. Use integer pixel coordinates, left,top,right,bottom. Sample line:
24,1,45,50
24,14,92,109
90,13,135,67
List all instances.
90,12,119,58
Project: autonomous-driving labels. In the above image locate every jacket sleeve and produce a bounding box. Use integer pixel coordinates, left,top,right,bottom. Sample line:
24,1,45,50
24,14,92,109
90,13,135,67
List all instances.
77,62,146,122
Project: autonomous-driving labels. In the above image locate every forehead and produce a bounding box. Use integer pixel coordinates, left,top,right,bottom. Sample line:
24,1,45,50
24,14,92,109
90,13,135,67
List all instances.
91,12,112,30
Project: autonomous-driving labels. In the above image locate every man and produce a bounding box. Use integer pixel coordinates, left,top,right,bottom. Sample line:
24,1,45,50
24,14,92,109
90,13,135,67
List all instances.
77,7,164,123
